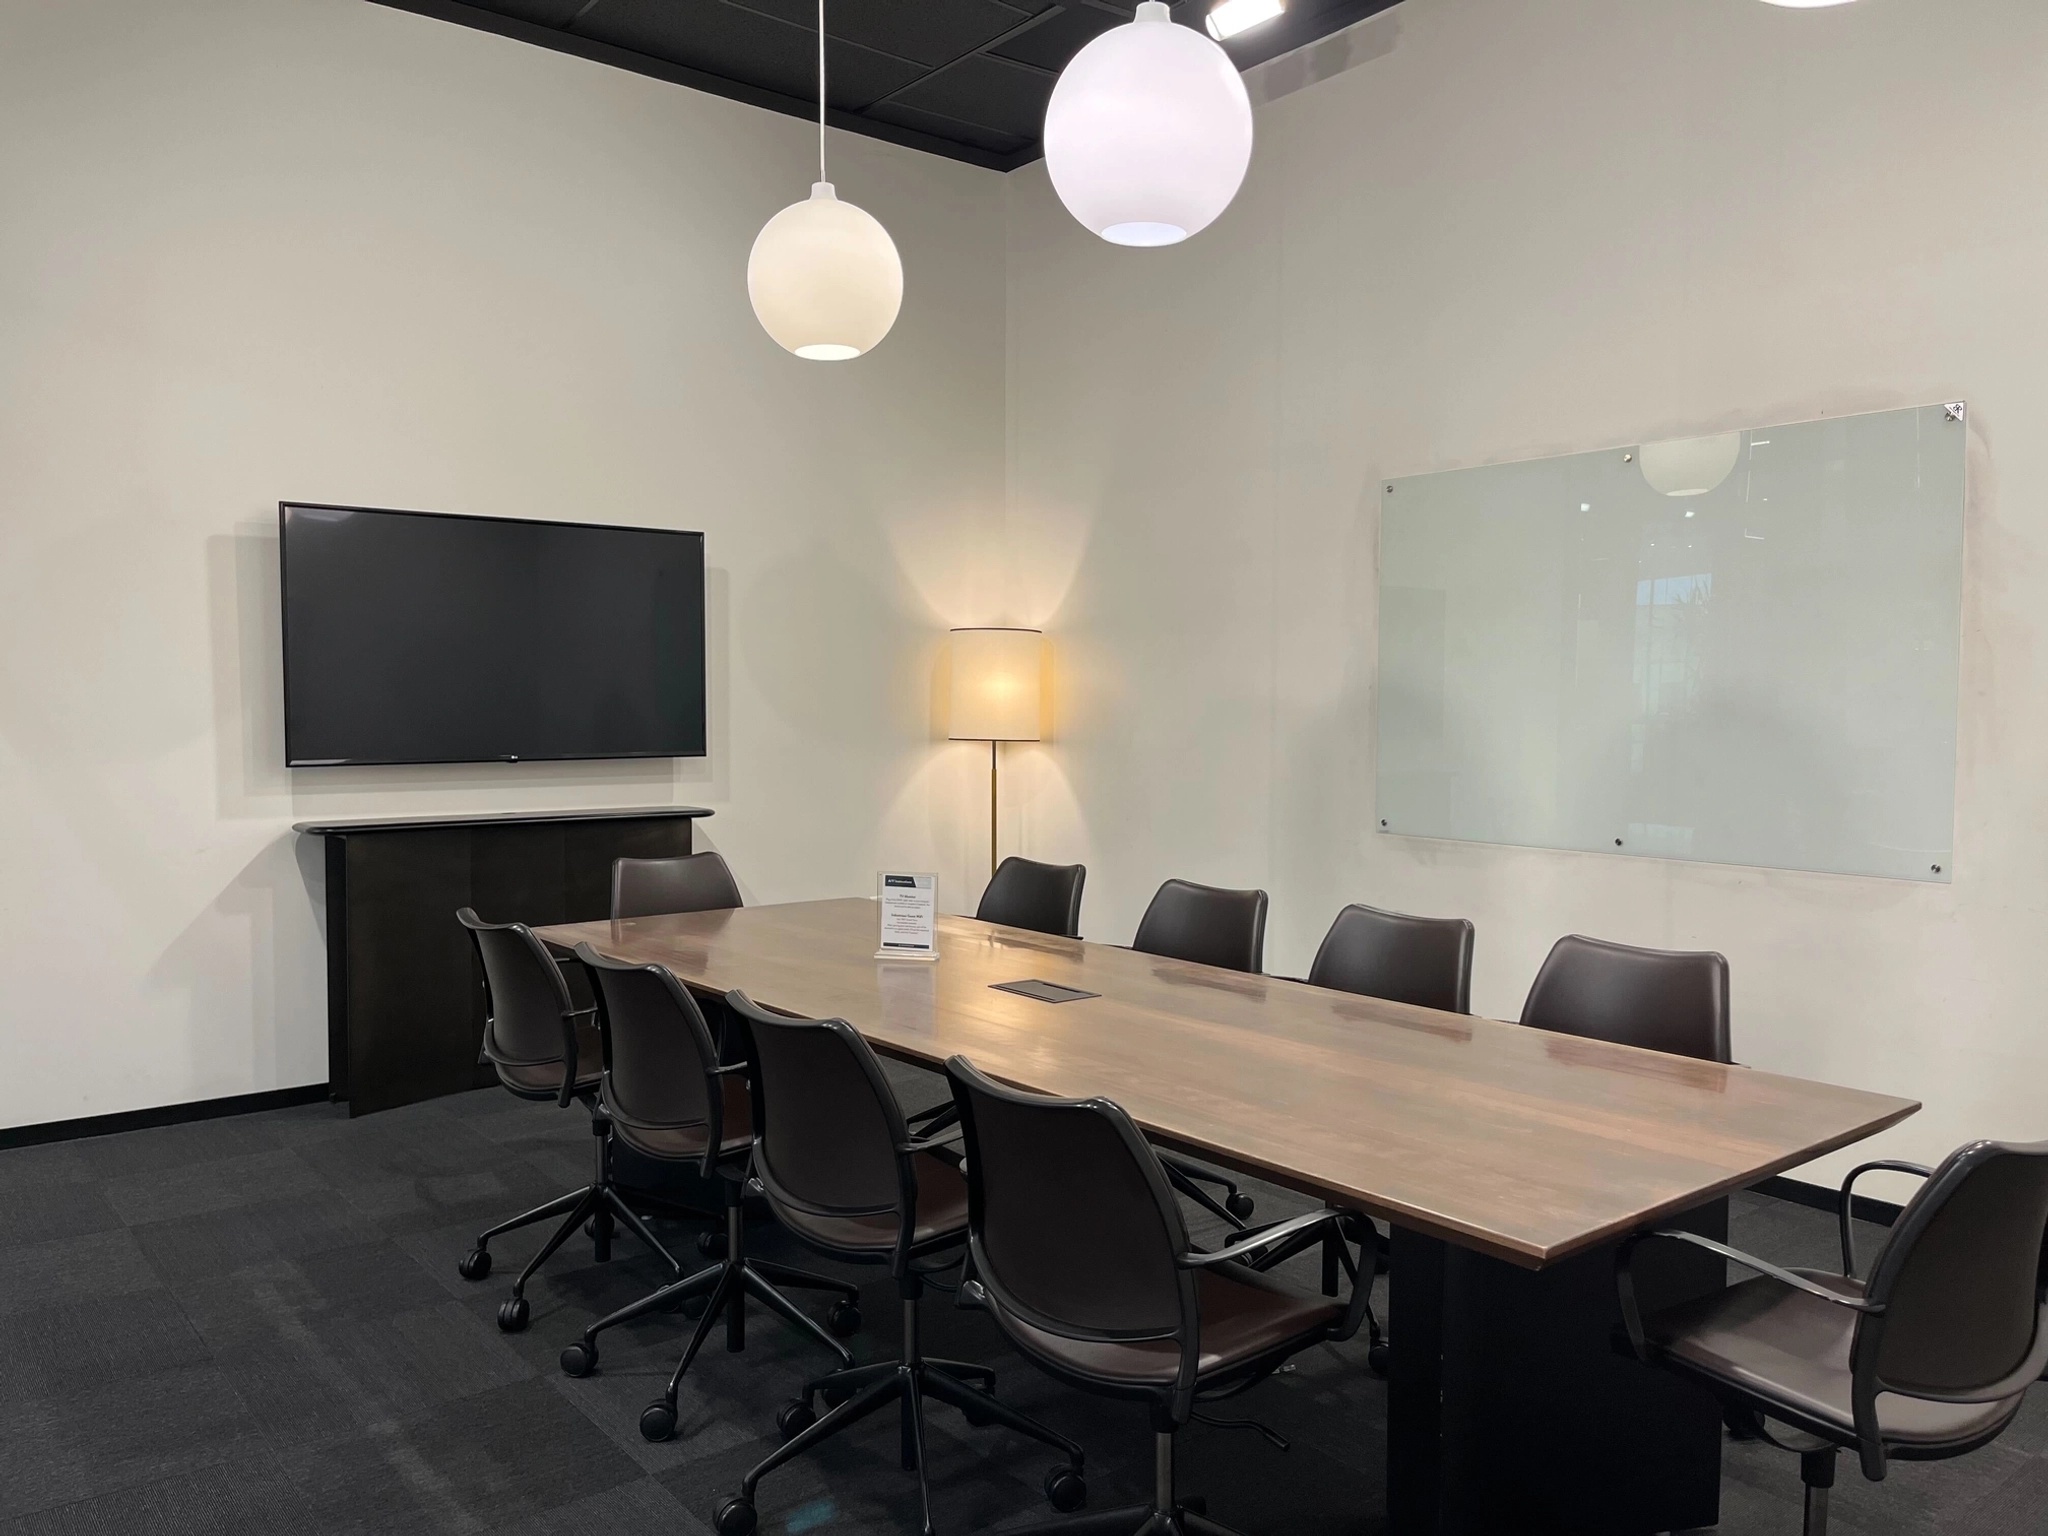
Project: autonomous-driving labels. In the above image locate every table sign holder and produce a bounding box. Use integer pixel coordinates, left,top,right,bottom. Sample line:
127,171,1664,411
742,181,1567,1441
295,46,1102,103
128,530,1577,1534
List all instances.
876,872,939,960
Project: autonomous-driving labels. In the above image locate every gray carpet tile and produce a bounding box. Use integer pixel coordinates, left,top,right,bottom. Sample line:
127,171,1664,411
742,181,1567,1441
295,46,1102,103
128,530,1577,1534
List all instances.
0,1084,2041,1535
0,1227,160,1317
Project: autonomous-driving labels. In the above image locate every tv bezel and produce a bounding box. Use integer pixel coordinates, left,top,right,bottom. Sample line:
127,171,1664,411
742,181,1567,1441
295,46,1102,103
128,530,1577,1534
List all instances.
279,500,708,769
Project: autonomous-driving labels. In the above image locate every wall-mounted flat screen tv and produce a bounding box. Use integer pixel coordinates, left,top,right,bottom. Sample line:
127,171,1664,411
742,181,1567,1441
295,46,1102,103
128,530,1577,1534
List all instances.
280,503,707,767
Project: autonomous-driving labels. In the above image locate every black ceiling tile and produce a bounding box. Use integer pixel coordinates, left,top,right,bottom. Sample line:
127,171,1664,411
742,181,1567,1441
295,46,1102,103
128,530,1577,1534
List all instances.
573,0,923,110
861,101,1030,158
729,0,1040,69
883,54,1052,142
987,3,1125,73
462,0,593,24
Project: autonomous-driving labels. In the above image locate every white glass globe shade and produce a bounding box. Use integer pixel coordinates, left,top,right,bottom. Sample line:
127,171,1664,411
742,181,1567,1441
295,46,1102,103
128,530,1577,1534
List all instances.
747,182,902,360
1043,1,1253,247
1639,433,1742,498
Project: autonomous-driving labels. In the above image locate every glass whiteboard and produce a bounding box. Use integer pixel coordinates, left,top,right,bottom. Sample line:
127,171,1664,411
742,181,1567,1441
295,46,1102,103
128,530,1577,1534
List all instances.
1377,404,1965,882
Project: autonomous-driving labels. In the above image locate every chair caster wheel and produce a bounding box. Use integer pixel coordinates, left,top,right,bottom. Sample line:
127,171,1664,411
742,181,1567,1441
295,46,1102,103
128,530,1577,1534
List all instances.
827,1300,861,1337
1225,1192,1256,1221
776,1399,816,1440
1045,1465,1086,1512
697,1232,727,1258
497,1297,529,1333
821,1381,854,1408
458,1248,492,1281
640,1401,677,1442
1367,1341,1389,1376
681,1293,709,1319
559,1341,597,1377
584,1217,597,1239
713,1495,757,1536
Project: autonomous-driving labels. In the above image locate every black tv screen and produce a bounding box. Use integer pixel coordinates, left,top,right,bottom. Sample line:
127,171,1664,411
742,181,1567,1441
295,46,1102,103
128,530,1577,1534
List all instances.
280,503,706,767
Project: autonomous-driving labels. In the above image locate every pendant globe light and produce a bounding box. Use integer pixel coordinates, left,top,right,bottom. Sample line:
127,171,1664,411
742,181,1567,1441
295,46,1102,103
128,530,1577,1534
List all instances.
1043,1,1254,247
747,0,902,359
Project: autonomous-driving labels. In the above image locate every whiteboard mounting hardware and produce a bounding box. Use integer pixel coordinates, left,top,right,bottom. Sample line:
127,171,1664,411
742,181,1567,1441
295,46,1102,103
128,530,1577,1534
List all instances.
1944,402,1966,424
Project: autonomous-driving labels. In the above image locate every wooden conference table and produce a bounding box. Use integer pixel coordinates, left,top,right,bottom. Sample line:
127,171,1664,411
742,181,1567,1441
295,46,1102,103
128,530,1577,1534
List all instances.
538,898,1917,1535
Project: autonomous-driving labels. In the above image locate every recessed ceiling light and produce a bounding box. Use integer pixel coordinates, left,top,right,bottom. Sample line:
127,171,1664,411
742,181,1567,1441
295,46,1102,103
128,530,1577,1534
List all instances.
1206,0,1285,42
1757,0,1859,8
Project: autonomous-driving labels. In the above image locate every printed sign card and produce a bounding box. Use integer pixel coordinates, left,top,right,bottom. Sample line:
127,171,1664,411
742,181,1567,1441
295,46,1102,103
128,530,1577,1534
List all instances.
876,872,939,960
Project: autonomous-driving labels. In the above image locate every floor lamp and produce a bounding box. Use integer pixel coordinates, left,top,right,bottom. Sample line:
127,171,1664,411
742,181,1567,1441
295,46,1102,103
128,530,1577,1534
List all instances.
947,628,1043,882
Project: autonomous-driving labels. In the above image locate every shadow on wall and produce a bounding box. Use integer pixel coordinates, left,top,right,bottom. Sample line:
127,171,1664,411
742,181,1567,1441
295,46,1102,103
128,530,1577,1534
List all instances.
1246,9,1402,108
140,830,327,1104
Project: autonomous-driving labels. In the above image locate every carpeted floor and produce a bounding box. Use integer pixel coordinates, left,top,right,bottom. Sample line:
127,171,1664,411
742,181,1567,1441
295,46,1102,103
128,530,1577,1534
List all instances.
0,1072,2042,1535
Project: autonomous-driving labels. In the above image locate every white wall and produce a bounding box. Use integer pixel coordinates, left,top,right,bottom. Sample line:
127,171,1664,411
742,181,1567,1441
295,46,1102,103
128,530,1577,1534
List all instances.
0,0,1009,1130
1002,0,2048,1189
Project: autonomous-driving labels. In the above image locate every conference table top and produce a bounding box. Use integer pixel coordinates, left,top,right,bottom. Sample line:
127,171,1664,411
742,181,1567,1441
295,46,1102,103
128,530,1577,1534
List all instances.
536,898,1918,1269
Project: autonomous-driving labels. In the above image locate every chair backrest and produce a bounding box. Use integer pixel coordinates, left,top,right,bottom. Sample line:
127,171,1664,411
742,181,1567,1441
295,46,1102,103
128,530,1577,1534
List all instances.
575,945,725,1167
610,852,744,920
946,1056,1195,1354
1308,903,1475,1014
456,907,574,1070
1859,1139,2048,1406
724,990,911,1241
1132,878,1269,974
1520,934,1730,1063
975,856,1087,939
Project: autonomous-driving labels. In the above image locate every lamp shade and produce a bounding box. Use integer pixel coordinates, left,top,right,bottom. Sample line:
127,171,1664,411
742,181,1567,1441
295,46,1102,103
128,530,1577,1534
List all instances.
1639,432,1742,498
1043,2,1253,247
949,628,1043,742
747,182,903,360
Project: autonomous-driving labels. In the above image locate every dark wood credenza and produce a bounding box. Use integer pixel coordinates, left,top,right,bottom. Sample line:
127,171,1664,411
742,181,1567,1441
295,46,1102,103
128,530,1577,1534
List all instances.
298,807,713,1116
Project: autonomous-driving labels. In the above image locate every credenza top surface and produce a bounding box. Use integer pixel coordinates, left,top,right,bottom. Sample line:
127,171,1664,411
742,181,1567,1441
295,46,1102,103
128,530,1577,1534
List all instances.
295,806,714,836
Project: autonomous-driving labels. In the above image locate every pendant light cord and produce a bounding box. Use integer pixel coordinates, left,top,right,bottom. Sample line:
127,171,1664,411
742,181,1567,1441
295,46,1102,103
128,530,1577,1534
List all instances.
817,0,827,183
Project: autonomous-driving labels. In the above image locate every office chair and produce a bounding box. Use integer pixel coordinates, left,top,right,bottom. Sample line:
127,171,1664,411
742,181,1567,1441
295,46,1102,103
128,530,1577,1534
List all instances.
556,946,860,1396
453,908,686,1333
1133,878,1268,973
1619,1138,2048,1535
1521,933,1731,1063
944,1056,1375,1536
976,856,1086,938
1308,902,1474,1014
1131,878,1270,1227
1241,902,1474,1361
611,851,744,919
711,994,1082,1536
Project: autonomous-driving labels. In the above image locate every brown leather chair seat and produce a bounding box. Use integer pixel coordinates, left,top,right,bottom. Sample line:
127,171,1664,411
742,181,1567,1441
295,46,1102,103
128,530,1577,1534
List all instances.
991,1262,1343,1387
1648,1271,2027,1450
495,1018,604,1097
769,1150,969,1253
610,1077,754,1161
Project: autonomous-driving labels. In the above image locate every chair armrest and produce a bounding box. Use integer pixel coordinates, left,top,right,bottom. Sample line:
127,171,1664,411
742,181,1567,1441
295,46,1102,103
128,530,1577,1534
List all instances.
1839,1161,1934,1278
1616,1229,1881,1360
554,1003,599,1108
898,1132,965,1157
906,1102,960,1134
1181,1209,1339,1267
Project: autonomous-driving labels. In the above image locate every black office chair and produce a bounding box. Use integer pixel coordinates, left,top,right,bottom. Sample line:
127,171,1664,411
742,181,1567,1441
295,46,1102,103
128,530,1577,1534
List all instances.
612,851,744,919
711,994,1082,1536
453,908,685,1332
1308,902,1474,1013
976,856,1086,938
1243,902,1473,1351
1133,878,1268,973
1131,879,1270,1228
945,1056,1374,1536
1619,1138,2048,1535
556,946,860,1396
1521,933,1731,1063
